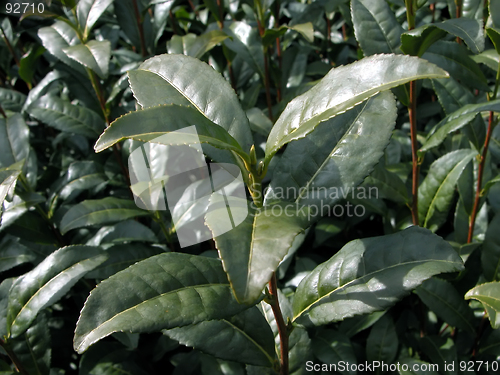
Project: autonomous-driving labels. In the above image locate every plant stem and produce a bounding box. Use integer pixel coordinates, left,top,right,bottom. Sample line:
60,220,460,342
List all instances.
0,338,28,375
468,63,500,242
0,103,7,118
405,0,419,226
268,274,289,375
132,0,148,57
0,24,19,67
256,19,274,121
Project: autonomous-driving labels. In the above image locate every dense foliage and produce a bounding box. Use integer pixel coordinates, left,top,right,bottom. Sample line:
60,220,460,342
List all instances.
1,0,500,374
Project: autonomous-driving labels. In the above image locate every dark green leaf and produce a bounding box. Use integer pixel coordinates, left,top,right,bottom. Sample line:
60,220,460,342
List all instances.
164,307,275,367
60,197,150,235
76,0,114,39
19,46,45,87
423,41,489,91
85,243,163,279
7,246,107,338
418,149,476,232
415,277,476,334
0,236,35,273
0,114,29,169
63,40,111,79
351,0,402,55
401,18,484,56
28,94,104,137
293,226,464,325
74,253,249,353
206,199,310,304
482,213,500,281
266,92,396,207
419,336,457,375
8,312,51,375
0,88,26,112
312,330,357,375
366,315,398,372
86,220,158,246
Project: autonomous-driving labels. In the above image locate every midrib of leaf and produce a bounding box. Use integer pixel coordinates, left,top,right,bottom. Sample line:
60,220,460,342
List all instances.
77,283,229,351
293,258,461,320
418,285,475,333
425,50,482,78
10,256,105,333
138,69,240,136
270,67,446,160
376,322,391,363
422,154,473,227
245,216,258,301
445,23,479,52
32,105,97,131
294,100,368,203
362,3,397,53
217,319,274,365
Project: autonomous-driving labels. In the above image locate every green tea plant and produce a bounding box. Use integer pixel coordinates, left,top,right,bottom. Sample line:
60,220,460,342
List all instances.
0,0,500,374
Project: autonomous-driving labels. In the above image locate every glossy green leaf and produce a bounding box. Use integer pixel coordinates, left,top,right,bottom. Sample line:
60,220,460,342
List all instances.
265,54,448,162
362,163,409,204
419,336,457,375
18,46,45,87
415,277,476,334
420,113,477,152
351,0,402,55
293,226,464,325
114,0,152,54
262,23,314,47
49,161,107,210
37,21,86,75
60,197,149,235
312,330,357,375
128,54,252,152
465,282,500,328
223,21,265,78
0,278,14,338
206,199,310,304
0,114,29,169
74,253,249,354
85,243,163,279
94,105,247,160
63,40,111,79
418,149,476,232
0,169,21,217
187,30,230,59
28,94,104,137
423,41,489,91
8,312,51,375
164,307,275,367
482,213,500,281
338,311,386,338
7,246,107,338
0,235,35,273
76,0,114,39
366,315,398,372
0,88,26,112
167,34,197,55
401,18,484,56
471,49,500,71
86,220,157,246
265,92,397,207
483,175,500,195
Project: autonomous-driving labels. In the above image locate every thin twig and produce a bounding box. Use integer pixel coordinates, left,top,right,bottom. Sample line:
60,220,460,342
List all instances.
132,0,148,57
268,274,289,375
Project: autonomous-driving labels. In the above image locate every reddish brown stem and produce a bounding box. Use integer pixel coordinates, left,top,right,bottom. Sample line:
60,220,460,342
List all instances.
216,0,224,29
275,0,282,101
409,81,420,226
0,103,7,118
268,274,289,375
0,338,28,375
0,26,19,67
132,0,148,57
468,111,495,243
257,20,274,121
